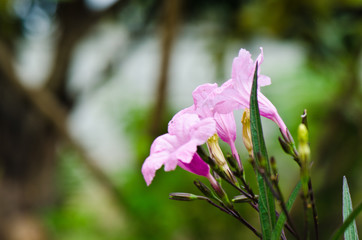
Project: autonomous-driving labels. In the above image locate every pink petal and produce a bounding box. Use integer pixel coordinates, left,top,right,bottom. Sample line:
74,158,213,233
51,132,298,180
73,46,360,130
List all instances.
170,140,197,168
142,133,178,185
177,153,210,177
213,84,247,114
168,112,200,139
213,112,236,144
189,117,217,145
168,106,195,135
192,83,218,118
231,49,254,85
271,111,288,139
215,47,288,137
169,112,216,143
256,47,265,66
150,133,177,154
142,152,169,186
256,48,271,87
258,75,271,87
165,113,216,170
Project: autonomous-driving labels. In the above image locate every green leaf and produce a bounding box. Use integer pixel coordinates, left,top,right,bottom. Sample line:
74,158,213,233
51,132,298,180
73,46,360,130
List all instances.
257,173,273,238
343,176,359,240
250,62,276,238
331,176,361,240
250,63,270,172
271,182,301,240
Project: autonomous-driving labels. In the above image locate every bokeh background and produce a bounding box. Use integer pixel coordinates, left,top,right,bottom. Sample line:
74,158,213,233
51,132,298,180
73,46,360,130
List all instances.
0,0,361,239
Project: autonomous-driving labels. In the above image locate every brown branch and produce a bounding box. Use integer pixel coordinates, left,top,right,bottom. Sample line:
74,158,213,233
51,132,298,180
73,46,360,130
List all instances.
0,40,125,211
45,0,129,108
149,0,182,137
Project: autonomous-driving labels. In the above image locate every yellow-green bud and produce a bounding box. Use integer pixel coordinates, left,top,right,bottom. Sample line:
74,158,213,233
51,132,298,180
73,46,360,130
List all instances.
207,134,237,184
298,124,310,164
232,195,258,203
298,123,310,197
241,109,253,157
207,134,226,166
298,124,309,145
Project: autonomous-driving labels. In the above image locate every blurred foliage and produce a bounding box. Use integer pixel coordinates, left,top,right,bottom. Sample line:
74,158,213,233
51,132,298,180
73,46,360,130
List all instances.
43,155,124,240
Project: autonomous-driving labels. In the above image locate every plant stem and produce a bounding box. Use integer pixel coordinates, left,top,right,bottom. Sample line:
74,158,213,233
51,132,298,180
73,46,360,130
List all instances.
308,179,319,240
240,175,256,198
302,194,310,240
230,207,263,239
225,177,258,204
274,182,301,240
203,198,262,239
270,157,301,240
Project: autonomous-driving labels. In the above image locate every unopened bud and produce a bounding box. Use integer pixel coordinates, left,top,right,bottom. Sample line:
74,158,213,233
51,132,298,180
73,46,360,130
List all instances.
241,109,253,156
298,124,308,145
298,124,310,164
169,192,201,201
278,137,293,155
286,128,295,144
298,123,310,197
226,153,237,169
232,195,258,203
194,180,215,199
207,134,226,166
195,178,231,207
207,134,237,184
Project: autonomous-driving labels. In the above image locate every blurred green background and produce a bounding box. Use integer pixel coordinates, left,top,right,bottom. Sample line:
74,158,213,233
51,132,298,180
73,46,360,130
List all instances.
0,0,361,239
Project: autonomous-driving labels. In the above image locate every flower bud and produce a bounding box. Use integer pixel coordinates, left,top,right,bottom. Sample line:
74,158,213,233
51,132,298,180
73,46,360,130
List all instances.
194,180,215,199
298,124,310,162
207,134,226,166
207,134,237,184
298,123,310,197
232,195,258,203
278,136,293,155
226,153,238,169
241,109,253,157
298,124,308,144
169,192,201,201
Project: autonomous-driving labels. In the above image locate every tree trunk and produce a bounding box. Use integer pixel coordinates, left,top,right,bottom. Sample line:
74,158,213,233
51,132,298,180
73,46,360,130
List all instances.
0,72,57,240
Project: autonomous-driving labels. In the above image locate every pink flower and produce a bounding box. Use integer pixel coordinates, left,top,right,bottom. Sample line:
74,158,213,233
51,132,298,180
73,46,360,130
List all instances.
213,47,288,138
142,113,216,186
192,83,241,168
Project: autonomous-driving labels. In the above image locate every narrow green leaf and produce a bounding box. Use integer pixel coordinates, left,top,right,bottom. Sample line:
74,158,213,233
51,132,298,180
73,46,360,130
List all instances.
257,173,272,238
331,202,362,240
342,176,359,240
250,63,270,172
271,182,301,240
250,62,276,238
